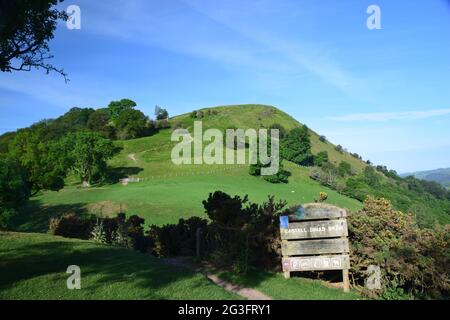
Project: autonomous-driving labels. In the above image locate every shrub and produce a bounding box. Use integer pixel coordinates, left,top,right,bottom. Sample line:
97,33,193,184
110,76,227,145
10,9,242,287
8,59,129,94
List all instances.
319,135,327,142
338,161,352,177
202,192,287,272
349,196,450,299
280,125,314,166
314,151,328,167
48,213,93,239
335,144,344,153
148,217,208,257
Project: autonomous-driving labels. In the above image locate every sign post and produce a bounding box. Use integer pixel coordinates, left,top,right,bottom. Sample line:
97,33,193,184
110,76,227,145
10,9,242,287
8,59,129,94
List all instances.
280,203,350,292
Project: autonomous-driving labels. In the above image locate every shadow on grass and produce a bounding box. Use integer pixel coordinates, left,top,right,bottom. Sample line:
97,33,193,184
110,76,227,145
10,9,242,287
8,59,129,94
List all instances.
0,237,210,299
106,166,144,184
13,200,89,233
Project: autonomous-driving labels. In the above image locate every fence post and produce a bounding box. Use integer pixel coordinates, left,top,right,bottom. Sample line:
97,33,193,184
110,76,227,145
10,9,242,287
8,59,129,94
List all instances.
196,228,201,257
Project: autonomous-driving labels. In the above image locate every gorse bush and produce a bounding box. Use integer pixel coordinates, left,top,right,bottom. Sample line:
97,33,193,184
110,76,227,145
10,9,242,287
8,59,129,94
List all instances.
348,196,450,299
148,217,208,257
48,213,93,239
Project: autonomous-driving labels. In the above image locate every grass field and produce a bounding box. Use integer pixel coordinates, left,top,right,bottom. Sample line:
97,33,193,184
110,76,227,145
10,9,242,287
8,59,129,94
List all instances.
14,162,361,232
0,232,362,300
13,105,364,231
0,232,241,300
4,105,368,300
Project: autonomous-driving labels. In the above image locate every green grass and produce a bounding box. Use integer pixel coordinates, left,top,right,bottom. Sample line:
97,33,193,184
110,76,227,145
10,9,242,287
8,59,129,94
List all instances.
13,105,366,231
215,269,361,300
14,162,361,232
0,231,241,300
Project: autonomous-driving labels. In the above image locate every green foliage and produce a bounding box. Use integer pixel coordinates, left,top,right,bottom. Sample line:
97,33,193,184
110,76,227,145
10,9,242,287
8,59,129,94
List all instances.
87,108,115,138
48,212,93,239
115,108,149,140
155,105,169,120
268,123,286,139
335,144,344,153
310,162,339,189
349,196,450,299
202,192,287,272
314,151,329,167
280,125,314,166
318,135,327,143
9,125,68,192
0,131,16,154
148,217,208,257
338,161,352,177
249,160,290,183
0,0,68,78
60,131,118,184
0,157,30,229
108,98,137,122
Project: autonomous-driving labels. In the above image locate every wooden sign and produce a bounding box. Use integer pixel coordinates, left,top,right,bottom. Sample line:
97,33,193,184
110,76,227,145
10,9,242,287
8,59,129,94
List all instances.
280,219,348,240
281,238,349,256
280,203,350,292
287,204,347,221
282,255,350,272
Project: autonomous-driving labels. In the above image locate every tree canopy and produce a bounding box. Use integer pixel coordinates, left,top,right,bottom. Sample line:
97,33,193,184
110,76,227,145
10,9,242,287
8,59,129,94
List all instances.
0,0,68,80
280,125,314,166
60,131,118,184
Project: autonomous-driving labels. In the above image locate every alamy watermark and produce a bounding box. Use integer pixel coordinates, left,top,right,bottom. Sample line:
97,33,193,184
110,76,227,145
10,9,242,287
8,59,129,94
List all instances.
367,5,381,30
66,5,81,30
171,121,280,175
66,265,81,289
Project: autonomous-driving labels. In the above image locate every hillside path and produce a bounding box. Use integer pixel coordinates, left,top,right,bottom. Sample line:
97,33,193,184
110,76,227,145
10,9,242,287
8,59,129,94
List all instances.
163,257,272,300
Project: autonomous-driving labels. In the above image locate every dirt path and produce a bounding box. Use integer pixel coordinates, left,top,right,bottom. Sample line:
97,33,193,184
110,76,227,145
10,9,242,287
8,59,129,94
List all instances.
163,257,272,300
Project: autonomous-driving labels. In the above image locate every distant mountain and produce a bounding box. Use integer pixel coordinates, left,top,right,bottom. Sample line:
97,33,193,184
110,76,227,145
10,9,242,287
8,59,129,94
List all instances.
401,168,450,188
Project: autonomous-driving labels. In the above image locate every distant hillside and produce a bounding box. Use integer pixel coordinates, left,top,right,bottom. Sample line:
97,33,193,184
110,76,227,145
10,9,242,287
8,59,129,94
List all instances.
401,168,450,187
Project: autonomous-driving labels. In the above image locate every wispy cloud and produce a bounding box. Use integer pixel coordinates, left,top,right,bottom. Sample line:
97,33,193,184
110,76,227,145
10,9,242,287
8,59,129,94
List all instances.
329,108,450,122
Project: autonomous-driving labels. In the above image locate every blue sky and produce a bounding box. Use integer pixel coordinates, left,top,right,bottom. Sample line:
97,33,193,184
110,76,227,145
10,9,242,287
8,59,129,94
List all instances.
1,0,450,173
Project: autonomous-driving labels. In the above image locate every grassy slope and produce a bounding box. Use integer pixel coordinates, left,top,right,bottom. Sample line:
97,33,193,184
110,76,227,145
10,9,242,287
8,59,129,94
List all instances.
0,231,240,300
14,104,363,231
0,232,361,300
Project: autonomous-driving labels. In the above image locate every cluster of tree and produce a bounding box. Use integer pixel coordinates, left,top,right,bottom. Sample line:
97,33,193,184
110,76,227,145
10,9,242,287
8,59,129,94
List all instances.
310,160,354,190
280,125,314,166
249,160,290,183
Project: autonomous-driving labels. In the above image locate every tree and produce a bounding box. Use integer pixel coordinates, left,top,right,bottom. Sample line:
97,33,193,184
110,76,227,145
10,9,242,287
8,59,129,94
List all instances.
0,157,30,229
335,144,344,153
115,108,148,140
280,125,314,166
87,108,115,138
363,166,380,187
155,105,169,120
61,132,118,184
269,123,286,139
0,0,68,80
319,135,327,143
9,125,68,193
338,161,352,177
108,99,137,122
314,150,328,167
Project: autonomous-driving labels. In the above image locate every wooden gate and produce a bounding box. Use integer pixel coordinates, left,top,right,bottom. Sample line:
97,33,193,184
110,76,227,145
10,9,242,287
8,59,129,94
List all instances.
280,203,350,292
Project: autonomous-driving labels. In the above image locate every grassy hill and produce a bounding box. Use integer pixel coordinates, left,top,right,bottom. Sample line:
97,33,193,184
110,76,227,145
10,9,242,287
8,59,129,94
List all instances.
401,167,450,188
13,104,364,231
0,231,240,300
